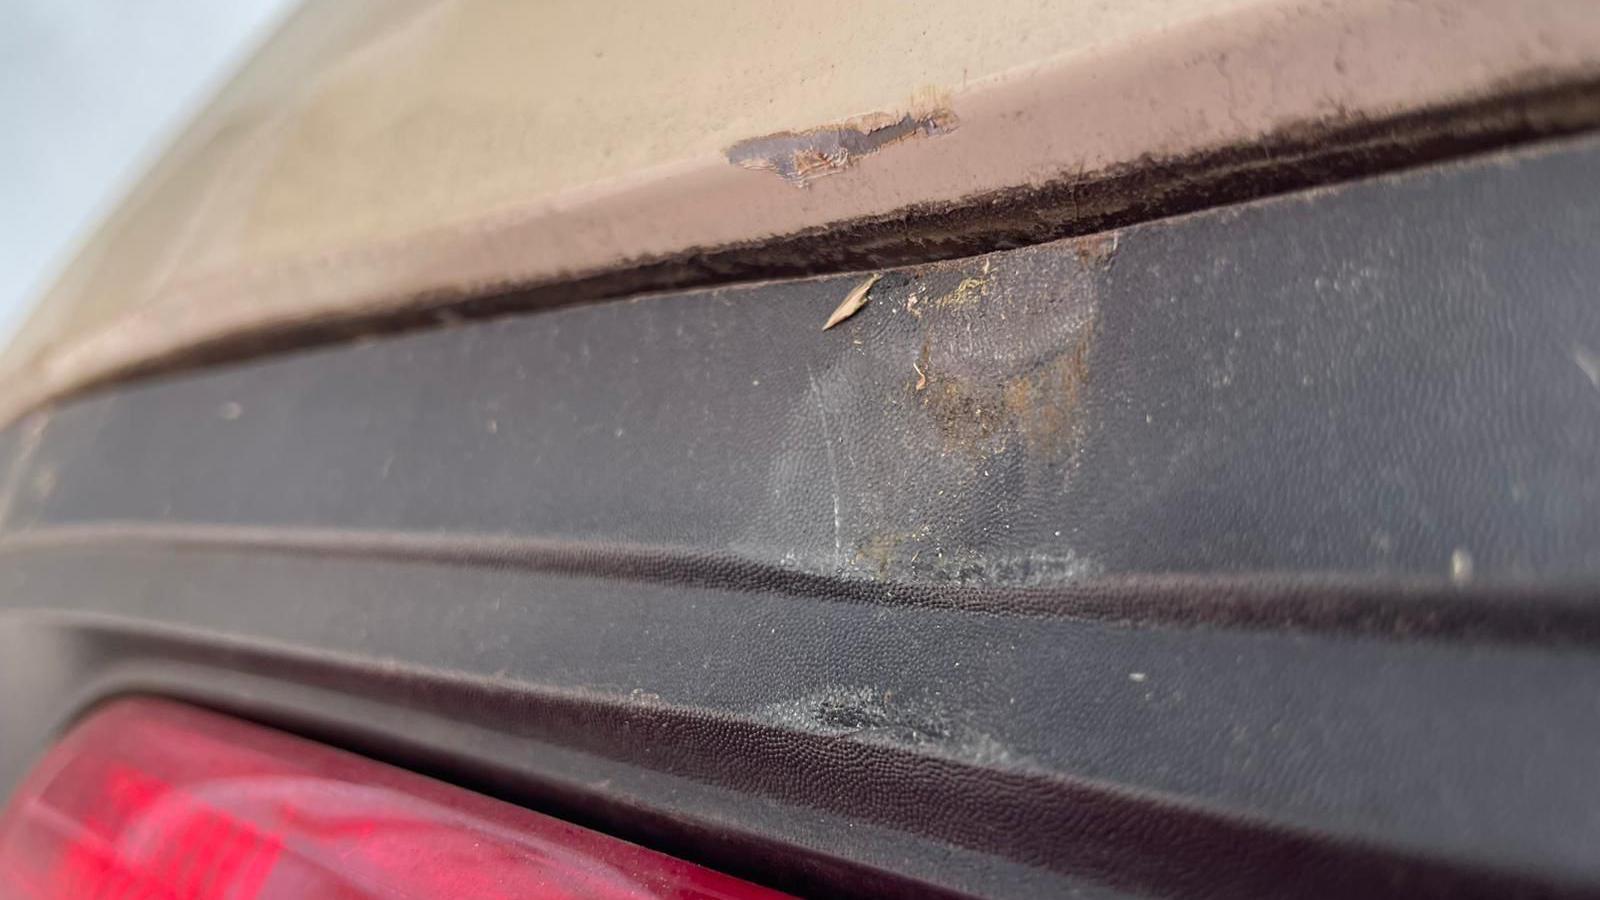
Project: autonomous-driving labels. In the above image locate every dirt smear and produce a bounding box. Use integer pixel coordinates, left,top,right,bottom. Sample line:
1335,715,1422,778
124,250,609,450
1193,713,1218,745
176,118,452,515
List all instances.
915,248,1099,464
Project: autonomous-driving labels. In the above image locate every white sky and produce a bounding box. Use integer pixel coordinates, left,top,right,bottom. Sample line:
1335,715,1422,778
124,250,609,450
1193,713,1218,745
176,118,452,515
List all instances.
0,0,297,350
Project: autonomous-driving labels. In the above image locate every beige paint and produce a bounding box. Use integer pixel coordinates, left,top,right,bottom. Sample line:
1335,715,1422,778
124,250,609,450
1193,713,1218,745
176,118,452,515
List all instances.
4,0,1599,421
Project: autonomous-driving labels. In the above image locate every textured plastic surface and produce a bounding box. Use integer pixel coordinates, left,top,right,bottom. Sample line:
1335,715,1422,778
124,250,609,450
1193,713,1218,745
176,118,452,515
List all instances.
3,135,1600,897
0,698,783,899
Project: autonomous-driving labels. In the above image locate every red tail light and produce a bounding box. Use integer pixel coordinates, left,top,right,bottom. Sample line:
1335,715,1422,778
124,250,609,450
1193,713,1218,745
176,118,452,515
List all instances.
0,698,785,899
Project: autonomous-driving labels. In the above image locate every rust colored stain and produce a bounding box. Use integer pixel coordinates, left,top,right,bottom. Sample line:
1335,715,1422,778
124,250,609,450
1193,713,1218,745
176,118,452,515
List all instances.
1001,332,1095,459
919,338,1094,462
727,108,959,186
913,256,1098,463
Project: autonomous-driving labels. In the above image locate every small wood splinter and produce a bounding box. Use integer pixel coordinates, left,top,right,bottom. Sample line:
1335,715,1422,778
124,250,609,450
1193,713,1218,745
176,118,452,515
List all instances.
823,273,882,330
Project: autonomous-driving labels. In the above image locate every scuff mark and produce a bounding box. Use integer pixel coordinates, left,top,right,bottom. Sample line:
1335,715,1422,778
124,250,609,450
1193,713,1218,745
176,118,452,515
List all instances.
727,106,958,187
0,411,49,529
1072,230,1122,269
758,686,1017,765
1572,343,1600,391
805,365,844,572
30,467,57,501
861,536,1099,585
763,686,946,745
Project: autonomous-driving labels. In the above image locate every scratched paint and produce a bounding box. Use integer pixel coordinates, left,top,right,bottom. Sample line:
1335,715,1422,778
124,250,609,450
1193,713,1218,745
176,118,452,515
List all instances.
727,108,958,186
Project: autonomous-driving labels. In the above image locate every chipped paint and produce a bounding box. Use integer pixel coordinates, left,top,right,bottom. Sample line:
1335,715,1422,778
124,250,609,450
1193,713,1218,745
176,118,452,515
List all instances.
727,107,958,187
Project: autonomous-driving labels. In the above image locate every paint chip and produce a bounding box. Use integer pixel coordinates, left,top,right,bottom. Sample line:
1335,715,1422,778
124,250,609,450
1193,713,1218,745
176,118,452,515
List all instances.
727,107,958,187
824,273,882,330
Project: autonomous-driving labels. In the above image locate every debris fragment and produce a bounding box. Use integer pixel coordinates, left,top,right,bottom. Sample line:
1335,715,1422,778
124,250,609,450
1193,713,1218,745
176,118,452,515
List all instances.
912,360,927,391
824,273,882,330
935,276,987,310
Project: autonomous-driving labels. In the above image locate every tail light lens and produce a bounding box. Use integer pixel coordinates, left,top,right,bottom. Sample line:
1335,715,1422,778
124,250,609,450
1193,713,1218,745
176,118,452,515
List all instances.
0,698,785,899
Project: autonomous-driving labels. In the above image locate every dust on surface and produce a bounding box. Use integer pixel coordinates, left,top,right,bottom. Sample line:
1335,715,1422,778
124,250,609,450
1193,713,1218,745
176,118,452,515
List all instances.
749,236,1109,588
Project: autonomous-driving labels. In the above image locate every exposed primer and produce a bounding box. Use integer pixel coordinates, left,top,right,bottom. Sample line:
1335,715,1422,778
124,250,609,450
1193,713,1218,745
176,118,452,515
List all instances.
728,107,958,187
